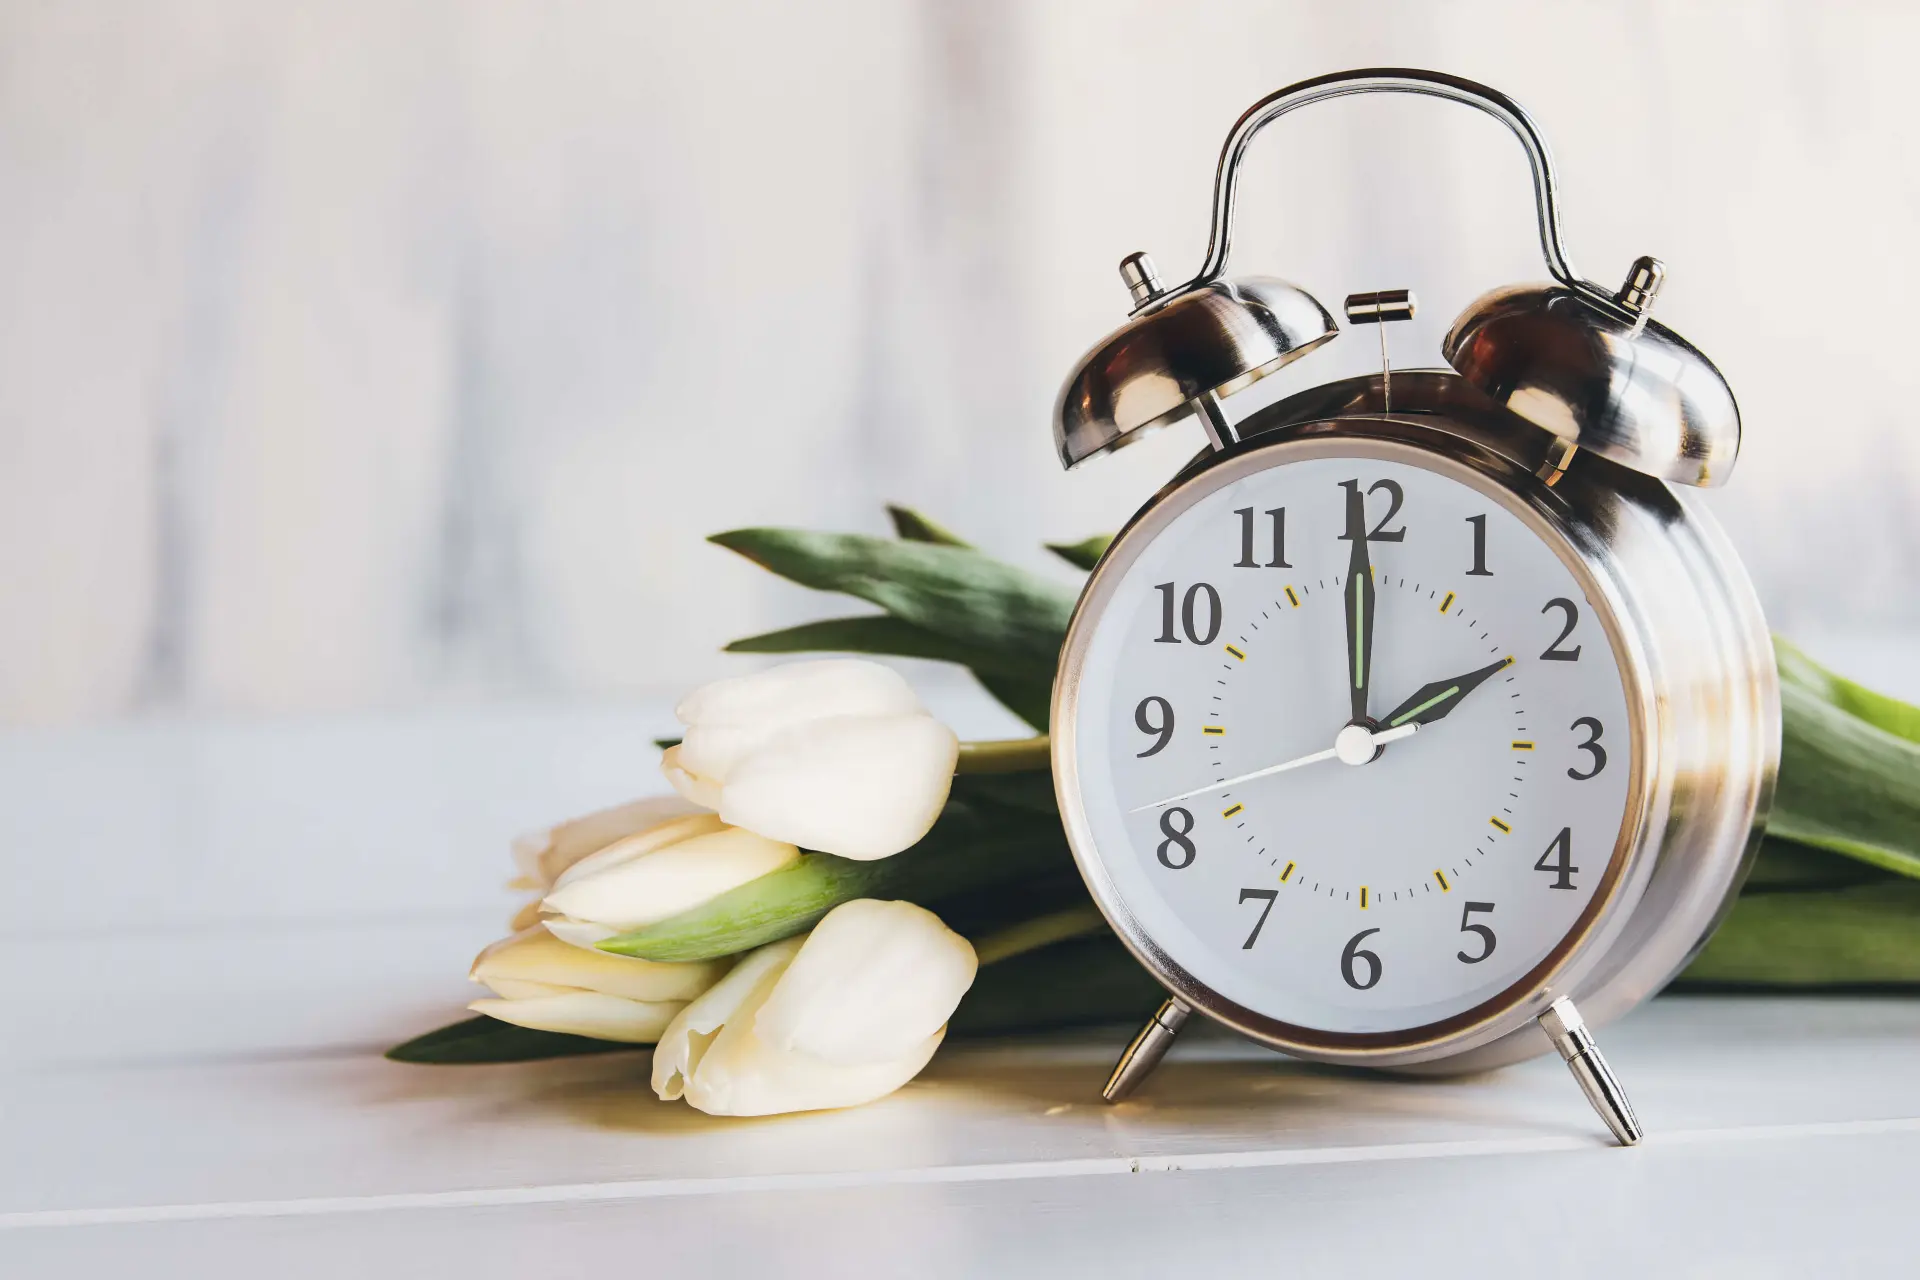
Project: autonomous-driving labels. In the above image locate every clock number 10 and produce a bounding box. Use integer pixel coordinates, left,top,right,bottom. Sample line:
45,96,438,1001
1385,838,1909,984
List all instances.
1154,582,1221,645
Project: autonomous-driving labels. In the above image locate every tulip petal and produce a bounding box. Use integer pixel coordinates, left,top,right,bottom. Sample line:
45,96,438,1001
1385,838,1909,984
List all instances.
543,917,618,950
468,993,686,1043
753,899,977,1065
481,978,579,999
551,811,727,890
674,660,922,784
683,1025,943,1117
660,745,723,809
472,927,728,1003
652,938,804,1101
719,715,958,859
543,826,800,929
511,796,703,889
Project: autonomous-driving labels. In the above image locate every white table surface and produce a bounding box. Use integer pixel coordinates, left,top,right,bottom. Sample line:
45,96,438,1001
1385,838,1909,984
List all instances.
6,699,1919,1277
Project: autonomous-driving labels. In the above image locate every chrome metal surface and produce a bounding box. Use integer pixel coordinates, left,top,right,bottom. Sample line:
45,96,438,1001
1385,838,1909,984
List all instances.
1053,371,1778,1071
1102,997,1190,1103
1166,69,1618,315
1053,277,1336,468
1614,255,1665,327
1119,252,1164,308
1539,997,1644,1146
1443,278,1742,488
1343,290,1417,325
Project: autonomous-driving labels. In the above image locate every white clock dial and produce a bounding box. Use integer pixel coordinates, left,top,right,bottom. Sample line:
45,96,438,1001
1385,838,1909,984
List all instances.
1067,444,1637,1040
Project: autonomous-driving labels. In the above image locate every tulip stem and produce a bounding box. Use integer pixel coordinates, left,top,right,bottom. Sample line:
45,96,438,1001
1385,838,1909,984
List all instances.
956,735,1052,775
971,903,1109,966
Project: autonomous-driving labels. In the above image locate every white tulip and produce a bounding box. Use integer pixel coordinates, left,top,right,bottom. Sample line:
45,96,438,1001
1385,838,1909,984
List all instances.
651,899,977,1116
505,795,703,931
662,659,959,860
538,813,800,948
467,928,730,1043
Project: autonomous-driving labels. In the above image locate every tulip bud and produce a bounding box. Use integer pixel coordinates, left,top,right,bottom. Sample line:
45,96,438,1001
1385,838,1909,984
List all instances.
467,928,730,1043
651,899,977,1116
663,659,959,860
539,816,800,948
506,796,704,930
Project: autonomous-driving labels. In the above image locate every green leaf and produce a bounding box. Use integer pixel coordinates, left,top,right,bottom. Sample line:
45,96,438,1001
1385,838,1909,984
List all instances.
1776,636,1920,745
385,1016,641,1065
653,736,682,750
725,615,1036,680
1679,877,1920,988
974,670,1052,732
887,504,971,547
1770,677,1920,879
948,934,1165,1037
709,528,1074,668
1045,533,1113,571
597,778,1074,962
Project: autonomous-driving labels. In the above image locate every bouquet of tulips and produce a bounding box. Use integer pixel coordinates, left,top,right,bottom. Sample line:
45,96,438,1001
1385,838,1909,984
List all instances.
390,506,1920,1117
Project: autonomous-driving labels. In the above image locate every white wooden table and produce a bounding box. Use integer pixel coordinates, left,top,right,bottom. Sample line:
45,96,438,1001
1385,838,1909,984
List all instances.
5,702,1917,1277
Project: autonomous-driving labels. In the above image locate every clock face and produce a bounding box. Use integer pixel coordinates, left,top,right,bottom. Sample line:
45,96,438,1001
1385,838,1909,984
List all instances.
1062,438,1640,1045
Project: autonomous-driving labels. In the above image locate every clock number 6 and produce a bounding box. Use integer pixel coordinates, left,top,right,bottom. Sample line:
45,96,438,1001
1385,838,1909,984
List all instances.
1340,928,1383,990
1456,902,1497,964
1156,807,1197,869
1237,888,1278,949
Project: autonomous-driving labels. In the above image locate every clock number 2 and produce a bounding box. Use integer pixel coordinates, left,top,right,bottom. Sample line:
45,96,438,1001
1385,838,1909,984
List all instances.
1540,598,1583,661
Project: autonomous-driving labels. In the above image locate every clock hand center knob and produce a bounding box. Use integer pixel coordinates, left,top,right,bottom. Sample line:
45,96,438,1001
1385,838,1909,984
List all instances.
1334,722,1378,767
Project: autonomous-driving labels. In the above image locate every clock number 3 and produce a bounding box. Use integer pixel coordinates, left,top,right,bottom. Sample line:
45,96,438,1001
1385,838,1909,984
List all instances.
1568,717,1607,780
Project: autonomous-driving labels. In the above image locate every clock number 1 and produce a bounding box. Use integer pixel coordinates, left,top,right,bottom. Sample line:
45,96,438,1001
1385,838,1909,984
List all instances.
1233,507,1291,568
1466,514,1493,576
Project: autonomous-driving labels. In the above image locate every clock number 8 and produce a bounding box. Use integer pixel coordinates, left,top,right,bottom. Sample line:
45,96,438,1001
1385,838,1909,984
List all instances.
1156,807,1197,869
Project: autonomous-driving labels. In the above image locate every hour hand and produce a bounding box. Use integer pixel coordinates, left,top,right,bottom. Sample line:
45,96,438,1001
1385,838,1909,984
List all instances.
1379,656,1514,730
1344,486,1374,723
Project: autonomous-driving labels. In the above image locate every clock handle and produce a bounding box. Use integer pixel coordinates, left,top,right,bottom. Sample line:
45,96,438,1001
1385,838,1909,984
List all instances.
1166,67,1629,321
1101,996,1190,1102
1539,997,1644,1146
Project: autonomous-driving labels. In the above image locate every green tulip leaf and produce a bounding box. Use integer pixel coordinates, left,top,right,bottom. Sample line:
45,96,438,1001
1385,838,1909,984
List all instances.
1771,677,1920,880
1678,877,1920,988
385,1015,642,1065
709,528,1074,668
1045,533,1113,571
887,504,972,547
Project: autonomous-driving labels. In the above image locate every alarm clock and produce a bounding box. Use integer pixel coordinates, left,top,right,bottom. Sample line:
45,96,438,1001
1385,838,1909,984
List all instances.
1049,69,1778,1145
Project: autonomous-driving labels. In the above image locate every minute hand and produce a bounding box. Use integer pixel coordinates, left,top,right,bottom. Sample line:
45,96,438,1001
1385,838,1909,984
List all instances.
1379,655,1515,730
1130,723,1419,812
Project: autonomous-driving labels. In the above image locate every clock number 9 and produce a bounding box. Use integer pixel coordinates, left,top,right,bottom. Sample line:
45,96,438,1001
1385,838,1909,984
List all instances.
1156,807,1197,869
1340,928,1383,990
1134,696,1175,757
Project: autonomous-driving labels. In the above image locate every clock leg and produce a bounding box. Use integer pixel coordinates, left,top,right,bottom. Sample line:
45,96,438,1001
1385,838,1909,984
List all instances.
1101,996,1190,1103
1538,997,1644,1146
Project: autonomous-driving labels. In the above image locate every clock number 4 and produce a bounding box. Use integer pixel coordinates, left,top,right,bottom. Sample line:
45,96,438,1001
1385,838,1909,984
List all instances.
1154,582,1222,645
1534,827,1580,890
1237,888,1278,949
1233,507,1291,568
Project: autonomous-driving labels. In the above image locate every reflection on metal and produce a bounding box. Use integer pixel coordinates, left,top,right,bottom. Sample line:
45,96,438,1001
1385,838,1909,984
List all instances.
1539,997,1644,1145
1103,997,1190,1103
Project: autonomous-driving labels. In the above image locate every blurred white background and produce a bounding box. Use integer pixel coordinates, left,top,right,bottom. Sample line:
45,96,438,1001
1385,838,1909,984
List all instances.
4,0,1918,727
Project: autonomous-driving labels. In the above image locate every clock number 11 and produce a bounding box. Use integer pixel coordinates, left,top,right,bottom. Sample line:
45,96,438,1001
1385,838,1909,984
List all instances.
1233,506,1291,568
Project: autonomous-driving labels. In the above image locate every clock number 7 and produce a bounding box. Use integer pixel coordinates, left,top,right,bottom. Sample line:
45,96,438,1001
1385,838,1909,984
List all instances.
1237,888,1278,949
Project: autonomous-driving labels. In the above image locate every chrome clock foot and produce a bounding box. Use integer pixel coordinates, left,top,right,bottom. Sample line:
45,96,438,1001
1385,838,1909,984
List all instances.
1102,997,1190,1102
1539,997,1643,1146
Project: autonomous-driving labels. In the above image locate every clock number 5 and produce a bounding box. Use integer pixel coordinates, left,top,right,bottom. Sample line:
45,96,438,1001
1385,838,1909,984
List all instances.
1237,888,1278,949
1456,902,1497,964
